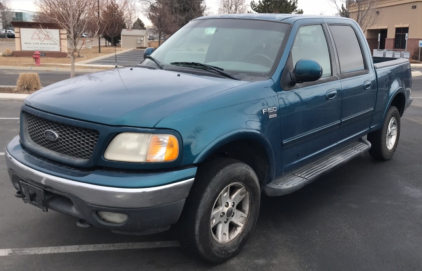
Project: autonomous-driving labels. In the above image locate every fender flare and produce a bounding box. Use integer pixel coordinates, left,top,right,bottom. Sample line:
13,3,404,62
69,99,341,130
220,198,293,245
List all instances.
381,87,405,124
193,129,276,182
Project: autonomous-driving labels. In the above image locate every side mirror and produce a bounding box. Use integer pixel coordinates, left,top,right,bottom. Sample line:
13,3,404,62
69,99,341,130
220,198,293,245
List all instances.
143,47,155,59
290,59,323,84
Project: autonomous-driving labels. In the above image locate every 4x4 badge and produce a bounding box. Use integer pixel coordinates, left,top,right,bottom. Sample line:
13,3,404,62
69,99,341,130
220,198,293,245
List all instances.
44,130,59,142
263,107,277,119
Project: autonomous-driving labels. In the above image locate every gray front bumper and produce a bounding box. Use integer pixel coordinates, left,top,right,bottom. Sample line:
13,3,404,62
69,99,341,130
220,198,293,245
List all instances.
5,151,194,209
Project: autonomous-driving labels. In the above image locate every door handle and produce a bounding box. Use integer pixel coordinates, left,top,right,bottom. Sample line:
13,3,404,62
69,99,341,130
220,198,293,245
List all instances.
326,89,338,100
363,81,372,90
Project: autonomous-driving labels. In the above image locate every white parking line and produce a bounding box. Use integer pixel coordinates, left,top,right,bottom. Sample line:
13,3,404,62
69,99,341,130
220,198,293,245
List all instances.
0,241,180,257
0,118,19,120
0,153,4,156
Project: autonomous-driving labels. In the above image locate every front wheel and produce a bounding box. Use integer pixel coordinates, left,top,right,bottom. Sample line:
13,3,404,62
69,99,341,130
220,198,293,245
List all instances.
179,158,261,263
368,106,401,160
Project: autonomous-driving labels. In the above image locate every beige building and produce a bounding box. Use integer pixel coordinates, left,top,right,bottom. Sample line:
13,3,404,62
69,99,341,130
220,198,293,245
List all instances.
350,0,422,59
121,29,148,49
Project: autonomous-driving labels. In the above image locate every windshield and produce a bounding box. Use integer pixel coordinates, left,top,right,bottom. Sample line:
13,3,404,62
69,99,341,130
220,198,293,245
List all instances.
143,19,290,79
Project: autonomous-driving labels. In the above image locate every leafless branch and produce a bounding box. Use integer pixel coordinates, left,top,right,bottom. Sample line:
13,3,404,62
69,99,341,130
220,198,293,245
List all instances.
328,0,380,32
218,0,248,14
35,0,99,77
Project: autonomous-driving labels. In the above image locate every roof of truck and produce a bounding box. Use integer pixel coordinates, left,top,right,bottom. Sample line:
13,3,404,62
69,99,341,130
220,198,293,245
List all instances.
196,14,351,24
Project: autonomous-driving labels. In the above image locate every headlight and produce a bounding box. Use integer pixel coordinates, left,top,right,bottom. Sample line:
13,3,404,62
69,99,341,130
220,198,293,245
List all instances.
104,133,179,163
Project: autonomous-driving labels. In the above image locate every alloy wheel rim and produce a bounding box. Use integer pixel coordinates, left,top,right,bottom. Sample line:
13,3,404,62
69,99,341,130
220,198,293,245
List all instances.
386,117,398,150
210,183,250,244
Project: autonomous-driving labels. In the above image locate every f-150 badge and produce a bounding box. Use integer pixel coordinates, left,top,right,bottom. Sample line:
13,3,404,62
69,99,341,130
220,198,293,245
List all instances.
263,107,277,119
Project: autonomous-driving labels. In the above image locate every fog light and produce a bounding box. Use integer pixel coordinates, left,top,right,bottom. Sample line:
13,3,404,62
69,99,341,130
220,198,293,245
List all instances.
97,211,128,224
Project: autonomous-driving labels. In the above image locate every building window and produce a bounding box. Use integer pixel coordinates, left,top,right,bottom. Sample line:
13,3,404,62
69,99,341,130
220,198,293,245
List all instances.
412,5,417,9
395,27,409,49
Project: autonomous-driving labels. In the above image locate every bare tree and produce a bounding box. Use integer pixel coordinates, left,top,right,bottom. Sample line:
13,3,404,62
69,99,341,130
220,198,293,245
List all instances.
142,0,205,46
218,0,248,14
116,0,137,30
36,0,99,78
0,0,13,32
329,0,380,32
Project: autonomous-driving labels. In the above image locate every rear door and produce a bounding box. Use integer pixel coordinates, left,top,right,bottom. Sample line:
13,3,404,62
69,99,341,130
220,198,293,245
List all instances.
328,24,377,143
277,23,342,172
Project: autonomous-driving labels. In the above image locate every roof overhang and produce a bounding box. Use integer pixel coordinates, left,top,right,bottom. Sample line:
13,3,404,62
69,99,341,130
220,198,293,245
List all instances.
11,21,61,29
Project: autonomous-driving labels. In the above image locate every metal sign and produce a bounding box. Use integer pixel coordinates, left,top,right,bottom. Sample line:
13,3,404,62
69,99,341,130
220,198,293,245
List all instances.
20,28,60,52
419,40,422,47
405,33,409,40
378,33,381,42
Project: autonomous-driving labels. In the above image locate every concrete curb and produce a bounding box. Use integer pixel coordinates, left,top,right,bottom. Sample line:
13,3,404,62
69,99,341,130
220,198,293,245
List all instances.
412,71,422,77
0,93,29,101
78,48,136,64
0,65,108,73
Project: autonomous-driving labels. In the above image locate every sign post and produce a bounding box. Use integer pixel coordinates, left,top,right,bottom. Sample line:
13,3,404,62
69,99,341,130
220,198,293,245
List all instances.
419,40,422,61
378,33,381,49
405,33,409,51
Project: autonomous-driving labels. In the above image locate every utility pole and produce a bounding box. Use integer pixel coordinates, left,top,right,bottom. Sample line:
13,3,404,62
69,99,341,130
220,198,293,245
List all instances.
98,0,101,53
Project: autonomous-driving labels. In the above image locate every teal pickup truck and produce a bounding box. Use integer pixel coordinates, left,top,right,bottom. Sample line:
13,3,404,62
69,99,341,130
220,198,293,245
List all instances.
5,14,412,262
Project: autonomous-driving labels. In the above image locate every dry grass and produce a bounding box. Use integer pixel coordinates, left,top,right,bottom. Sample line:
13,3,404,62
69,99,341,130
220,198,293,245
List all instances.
0,86,16,93
16,73,42,92
0,47,124,66
2,48,12,56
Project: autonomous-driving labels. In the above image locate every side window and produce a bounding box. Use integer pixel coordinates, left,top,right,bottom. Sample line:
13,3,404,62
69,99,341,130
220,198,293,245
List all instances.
291,25,332,78
329,25,365,73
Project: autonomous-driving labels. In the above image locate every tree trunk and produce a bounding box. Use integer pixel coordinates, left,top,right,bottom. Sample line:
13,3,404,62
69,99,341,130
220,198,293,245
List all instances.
70,52,76,78
158,31,162,46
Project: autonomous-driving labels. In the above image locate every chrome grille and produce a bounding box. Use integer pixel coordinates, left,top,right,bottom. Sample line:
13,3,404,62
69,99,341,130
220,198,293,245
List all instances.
25,113,99,160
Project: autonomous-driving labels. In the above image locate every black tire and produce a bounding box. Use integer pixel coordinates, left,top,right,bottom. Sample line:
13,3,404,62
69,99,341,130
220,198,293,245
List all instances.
178,158,261,263
368,106,401,160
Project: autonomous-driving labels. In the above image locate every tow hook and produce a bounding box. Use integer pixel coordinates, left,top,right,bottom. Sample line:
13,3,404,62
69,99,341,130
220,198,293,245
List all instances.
15,190,23,198
76,219,92,229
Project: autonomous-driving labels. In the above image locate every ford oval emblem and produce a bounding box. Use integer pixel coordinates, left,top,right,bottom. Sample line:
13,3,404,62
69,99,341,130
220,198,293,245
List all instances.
44,130,59,142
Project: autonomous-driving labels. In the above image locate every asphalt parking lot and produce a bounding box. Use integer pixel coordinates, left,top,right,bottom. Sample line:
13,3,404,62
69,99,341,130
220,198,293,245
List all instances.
88,49,144,67
0,79,422,270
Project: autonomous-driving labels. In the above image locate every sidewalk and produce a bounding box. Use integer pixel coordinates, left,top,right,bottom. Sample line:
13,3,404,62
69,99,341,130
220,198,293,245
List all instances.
0,93,29,100
411,63,422,68
0,48,134,72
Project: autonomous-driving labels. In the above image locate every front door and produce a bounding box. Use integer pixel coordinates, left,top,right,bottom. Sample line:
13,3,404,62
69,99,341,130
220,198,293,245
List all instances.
277,24,342,173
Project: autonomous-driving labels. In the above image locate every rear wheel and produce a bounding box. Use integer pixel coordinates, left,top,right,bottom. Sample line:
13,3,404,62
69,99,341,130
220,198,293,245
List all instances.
368,106,401,160
179,158,261,263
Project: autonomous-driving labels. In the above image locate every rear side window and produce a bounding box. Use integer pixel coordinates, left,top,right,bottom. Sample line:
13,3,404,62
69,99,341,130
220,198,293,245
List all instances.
329,25,365,73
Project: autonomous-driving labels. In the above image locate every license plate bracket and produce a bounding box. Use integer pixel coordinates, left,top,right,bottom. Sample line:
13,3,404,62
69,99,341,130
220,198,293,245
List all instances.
19,181,48,212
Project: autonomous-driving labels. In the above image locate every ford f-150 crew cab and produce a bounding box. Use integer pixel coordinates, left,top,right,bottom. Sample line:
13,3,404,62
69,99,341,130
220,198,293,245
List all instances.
5,14,412,263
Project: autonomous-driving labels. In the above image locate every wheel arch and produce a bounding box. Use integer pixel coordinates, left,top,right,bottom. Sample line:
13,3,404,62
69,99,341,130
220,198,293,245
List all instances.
193,130,276,185
382,87,406,123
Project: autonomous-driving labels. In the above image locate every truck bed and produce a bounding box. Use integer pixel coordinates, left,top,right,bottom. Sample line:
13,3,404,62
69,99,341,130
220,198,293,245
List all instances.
373,57,409,69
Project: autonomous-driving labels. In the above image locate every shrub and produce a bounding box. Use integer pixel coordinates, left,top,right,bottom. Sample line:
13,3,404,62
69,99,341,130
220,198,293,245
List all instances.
3,48,12,57
16,73,42,92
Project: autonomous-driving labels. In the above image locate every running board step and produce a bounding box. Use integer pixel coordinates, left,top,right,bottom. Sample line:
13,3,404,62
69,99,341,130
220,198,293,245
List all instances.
264,139,371,197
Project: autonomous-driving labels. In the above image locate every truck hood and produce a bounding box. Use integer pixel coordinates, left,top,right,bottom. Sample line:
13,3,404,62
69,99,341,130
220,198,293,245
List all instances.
25,68,248,127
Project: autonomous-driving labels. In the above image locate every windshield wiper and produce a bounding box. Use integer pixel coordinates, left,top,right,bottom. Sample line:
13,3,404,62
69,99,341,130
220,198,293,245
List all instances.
170,62,239,80
145,55,163,69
